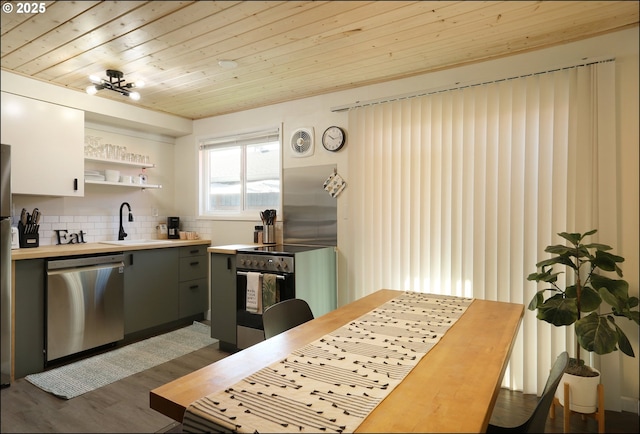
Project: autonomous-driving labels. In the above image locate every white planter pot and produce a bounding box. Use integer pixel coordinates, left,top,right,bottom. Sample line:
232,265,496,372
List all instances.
555,369,600,413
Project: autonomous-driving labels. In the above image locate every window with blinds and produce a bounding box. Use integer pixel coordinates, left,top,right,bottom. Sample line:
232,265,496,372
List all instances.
199,127,281,218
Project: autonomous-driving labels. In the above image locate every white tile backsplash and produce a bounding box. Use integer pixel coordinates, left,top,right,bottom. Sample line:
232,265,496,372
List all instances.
12,212,256,247
31,214,175,246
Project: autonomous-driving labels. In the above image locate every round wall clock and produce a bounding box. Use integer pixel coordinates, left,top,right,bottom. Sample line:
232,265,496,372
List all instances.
322,126,346,152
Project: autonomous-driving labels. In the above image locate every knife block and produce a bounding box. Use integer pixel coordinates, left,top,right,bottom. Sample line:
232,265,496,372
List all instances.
18,222,40,248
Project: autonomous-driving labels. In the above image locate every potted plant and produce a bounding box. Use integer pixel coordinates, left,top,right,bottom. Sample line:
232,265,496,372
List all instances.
527,229,639,413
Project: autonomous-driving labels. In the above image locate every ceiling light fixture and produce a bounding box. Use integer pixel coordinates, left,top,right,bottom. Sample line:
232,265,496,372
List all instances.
86,69,144,100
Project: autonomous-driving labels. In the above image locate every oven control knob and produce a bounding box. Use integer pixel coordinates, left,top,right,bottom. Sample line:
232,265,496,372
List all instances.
239,259,245,266
282,262,288,270
274,262,281,269
259,261,265,267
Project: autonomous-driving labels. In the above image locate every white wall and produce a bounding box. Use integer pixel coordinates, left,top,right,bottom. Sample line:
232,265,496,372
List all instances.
175,27,639,411
174,94,350,245
176,27,638,287
1,69,189,245
2,26,637,411
9,123,179,245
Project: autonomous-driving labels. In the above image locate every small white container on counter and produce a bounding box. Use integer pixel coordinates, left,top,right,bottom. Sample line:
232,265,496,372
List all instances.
11,226,20,249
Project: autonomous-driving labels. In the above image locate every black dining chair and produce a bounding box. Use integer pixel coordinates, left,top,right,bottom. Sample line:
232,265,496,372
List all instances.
262,298,314,339
486,351,569,433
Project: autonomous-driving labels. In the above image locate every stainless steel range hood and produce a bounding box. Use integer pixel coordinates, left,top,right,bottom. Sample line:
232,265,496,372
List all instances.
283,165,337,246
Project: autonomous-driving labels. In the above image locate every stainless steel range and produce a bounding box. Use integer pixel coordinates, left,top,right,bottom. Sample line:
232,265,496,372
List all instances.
235,244,336,349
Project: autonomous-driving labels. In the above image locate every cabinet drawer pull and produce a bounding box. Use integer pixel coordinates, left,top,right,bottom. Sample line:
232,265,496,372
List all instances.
189,284,199,290
189,249,199,254
190,261,200,266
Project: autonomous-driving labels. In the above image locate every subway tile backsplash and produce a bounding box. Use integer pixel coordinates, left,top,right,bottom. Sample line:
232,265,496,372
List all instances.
14,214,209,246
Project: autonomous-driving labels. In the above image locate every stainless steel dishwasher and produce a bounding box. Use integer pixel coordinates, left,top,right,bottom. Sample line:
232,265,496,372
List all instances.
46,254,125,363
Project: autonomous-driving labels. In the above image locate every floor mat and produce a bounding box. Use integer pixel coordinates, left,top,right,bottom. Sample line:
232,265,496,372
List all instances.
26,321,218,399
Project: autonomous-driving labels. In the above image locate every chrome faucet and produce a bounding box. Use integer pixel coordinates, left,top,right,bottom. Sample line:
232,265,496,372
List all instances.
118,202,133,240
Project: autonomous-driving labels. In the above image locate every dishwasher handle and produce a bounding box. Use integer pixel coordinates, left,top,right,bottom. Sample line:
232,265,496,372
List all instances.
47,254,125,271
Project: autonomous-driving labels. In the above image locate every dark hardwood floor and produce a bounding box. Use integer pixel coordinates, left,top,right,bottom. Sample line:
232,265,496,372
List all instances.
490,389,639,434
1,333,637,433
0,341,229,433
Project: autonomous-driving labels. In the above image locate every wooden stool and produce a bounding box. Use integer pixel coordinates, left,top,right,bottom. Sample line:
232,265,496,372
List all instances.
549,381,605,433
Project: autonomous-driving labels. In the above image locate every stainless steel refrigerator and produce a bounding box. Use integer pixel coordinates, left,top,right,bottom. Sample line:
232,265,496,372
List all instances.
1,143,11,387
283,165,337,246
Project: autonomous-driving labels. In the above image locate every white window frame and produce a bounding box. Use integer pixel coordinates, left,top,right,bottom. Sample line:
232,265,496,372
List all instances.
198,126,282,220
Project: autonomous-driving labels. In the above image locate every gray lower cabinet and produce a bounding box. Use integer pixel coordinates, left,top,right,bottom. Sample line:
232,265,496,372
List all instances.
12,244,210,378
178,245,208,318
210,253,237,349
124,248,179,334
14,259,45,378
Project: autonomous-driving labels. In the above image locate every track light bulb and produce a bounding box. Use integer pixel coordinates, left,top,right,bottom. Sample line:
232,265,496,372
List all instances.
129,91,141,101
86,85,98,95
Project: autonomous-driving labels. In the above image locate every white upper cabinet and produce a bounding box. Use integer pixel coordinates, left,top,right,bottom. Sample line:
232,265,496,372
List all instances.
1,92,84,196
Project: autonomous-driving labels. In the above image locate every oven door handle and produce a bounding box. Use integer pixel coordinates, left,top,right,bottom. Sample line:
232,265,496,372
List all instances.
237,271,286,280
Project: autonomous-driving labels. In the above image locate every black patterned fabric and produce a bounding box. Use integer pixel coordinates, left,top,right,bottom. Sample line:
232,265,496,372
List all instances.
183,292,473,433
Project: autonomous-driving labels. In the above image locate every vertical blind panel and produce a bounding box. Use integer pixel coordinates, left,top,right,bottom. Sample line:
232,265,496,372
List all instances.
409,100,422,292
460,92,476,299
347,61,617,396
505,80,526,391
521,74,542,392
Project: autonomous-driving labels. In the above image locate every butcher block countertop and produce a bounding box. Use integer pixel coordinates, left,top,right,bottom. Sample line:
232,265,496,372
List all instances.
207,244,259,254
11,239,212,260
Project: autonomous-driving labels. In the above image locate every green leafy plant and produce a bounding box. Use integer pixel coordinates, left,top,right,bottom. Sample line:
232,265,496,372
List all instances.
528,230,639,375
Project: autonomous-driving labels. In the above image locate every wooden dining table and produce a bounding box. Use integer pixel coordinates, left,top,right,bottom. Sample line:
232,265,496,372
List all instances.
150,289,524,432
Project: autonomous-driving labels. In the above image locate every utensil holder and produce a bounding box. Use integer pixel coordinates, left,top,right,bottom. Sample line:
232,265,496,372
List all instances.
18,222,40,248
263,224,276,244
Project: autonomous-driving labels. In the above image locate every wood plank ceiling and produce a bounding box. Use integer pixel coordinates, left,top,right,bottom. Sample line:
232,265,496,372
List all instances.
1,1,638,120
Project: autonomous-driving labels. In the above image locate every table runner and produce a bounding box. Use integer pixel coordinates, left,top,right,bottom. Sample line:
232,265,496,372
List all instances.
183,292,473,433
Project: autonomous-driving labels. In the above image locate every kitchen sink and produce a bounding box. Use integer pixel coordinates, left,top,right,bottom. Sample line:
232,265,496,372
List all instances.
100,239,173,246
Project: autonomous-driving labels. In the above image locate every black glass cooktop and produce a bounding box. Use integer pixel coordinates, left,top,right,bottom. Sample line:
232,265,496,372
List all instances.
238,244,330,255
